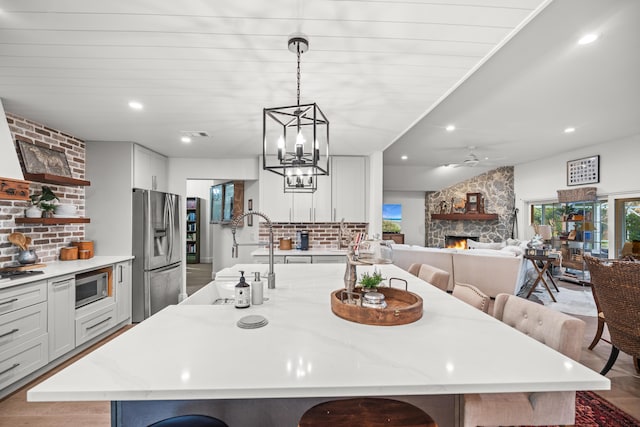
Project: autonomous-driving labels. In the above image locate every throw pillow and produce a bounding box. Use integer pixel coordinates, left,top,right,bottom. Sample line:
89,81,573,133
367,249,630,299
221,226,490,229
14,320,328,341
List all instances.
467,239,506,250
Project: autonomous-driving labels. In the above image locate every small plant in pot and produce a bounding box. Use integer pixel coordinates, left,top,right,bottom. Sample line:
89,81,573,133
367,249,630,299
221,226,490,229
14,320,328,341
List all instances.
29,186,59,218
358,269,386,290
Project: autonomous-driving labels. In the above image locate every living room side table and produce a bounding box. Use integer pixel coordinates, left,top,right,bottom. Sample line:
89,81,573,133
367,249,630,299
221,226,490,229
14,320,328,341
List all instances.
524,254,560,303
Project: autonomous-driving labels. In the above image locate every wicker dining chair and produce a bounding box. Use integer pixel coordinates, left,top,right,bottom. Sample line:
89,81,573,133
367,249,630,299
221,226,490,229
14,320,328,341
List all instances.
584,256,640,375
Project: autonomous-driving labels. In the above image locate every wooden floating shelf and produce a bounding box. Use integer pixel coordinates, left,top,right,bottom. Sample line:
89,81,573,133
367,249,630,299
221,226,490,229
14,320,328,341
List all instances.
15,217,90,225
431,213,499,221
23,173,90,186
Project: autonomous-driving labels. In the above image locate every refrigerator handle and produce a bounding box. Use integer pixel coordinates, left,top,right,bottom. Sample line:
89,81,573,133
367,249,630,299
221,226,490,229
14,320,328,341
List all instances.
167,196,174,263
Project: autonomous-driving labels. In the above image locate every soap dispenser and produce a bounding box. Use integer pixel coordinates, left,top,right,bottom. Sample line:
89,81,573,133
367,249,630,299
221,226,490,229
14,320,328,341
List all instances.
235,271,250,309
251,272,263,305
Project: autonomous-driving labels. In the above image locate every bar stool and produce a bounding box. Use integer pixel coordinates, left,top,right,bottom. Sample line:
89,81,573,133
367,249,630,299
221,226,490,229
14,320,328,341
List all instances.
298,397,438,427
148,414,228,427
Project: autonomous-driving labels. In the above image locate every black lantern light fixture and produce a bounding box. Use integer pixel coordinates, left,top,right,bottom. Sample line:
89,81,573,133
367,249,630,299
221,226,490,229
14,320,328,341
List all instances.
263,35,329,193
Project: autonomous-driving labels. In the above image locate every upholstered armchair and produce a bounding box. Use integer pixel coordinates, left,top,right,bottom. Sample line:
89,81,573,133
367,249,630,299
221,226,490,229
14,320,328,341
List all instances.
463,293,585,427
407,263,450,291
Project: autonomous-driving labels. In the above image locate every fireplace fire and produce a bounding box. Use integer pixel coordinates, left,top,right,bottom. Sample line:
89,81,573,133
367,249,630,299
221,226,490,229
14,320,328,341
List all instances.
445,235,477,249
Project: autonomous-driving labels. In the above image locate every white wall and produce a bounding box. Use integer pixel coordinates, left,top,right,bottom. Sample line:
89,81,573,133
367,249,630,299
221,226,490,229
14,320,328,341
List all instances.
383,191,426,246
514,133,640,252
0,100,25,180
368,151,383,237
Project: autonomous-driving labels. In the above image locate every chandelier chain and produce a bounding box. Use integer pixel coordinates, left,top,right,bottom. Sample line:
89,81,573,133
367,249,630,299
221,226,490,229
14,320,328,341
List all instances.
296,42,301,108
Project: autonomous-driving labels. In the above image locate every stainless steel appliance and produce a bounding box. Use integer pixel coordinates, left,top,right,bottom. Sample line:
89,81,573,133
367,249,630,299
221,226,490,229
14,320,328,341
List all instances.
300,231,309,250
75,271,108,308
132,189,182,322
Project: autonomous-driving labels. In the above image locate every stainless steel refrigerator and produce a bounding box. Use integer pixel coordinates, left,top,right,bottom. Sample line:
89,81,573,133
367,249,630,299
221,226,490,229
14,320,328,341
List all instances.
132,188,182,322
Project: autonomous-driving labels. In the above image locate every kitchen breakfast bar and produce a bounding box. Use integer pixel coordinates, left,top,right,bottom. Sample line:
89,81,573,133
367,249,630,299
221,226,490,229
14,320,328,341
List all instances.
27,263,609,426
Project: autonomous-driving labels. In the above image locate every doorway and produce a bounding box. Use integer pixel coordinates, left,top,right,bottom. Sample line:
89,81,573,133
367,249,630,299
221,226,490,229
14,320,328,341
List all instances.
615,198,640,258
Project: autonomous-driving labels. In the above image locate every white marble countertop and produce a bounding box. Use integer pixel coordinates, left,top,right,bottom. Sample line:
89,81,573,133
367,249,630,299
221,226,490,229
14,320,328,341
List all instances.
251,248,347,257
28,263,609,402
0,256,134,290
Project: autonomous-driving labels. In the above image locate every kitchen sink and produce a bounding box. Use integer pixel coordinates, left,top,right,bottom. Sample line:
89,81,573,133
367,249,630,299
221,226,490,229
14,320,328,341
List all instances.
180,281,236,305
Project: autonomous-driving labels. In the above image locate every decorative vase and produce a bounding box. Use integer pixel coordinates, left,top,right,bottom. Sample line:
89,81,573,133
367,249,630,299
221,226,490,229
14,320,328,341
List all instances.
17,249,38,265
25,206,42,218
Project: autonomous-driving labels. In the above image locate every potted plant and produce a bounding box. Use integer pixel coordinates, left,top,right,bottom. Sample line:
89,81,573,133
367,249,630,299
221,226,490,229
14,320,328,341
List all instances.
29,186,59,218
358,270,386,290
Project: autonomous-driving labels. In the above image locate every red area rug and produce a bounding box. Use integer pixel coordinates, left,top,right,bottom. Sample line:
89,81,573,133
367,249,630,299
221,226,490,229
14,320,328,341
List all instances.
525,390,639,426
574,391,639,427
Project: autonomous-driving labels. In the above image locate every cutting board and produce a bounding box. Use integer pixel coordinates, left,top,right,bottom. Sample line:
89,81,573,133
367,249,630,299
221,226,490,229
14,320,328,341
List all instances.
0,263,47,272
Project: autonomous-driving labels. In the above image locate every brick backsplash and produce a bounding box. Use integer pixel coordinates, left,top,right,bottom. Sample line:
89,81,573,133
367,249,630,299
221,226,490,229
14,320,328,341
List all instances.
0,113,86,267
259,222,369,249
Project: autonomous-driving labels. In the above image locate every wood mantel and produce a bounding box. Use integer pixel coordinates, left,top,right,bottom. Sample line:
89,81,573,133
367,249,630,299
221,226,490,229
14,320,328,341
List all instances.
431,213,499,221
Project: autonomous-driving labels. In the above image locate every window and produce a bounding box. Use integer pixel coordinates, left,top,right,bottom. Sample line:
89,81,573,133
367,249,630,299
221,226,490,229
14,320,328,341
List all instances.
614,198,640,257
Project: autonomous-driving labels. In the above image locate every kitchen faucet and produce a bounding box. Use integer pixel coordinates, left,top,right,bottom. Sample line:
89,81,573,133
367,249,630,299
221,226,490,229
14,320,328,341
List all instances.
231,211,275,289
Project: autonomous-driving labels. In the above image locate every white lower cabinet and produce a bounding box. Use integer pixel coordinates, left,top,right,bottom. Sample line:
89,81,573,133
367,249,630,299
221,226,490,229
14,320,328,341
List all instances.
115,261,132,324
47,276,76,360
0,302,47,350
75,302,117,347
0,334,48,390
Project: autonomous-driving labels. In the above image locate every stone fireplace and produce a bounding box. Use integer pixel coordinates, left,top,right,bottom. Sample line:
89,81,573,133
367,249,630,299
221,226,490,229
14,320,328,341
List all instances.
426,166,515,247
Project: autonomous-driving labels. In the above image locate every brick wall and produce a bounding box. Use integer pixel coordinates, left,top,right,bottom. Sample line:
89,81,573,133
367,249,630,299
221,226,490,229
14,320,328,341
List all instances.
0,113,86,267
259,222,369,250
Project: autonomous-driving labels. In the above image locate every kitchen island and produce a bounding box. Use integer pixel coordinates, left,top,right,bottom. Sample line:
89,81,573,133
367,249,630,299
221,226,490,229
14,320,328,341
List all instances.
27,263,609,426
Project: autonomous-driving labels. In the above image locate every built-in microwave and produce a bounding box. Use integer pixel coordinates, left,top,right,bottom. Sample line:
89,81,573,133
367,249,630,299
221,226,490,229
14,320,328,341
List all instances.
75,271,108,308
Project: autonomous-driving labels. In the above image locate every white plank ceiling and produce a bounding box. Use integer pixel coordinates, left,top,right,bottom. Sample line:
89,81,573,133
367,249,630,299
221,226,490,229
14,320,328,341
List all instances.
0,0,638,189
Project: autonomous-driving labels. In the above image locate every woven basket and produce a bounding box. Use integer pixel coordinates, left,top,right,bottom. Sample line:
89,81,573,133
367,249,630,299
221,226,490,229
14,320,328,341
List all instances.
585,256,640,359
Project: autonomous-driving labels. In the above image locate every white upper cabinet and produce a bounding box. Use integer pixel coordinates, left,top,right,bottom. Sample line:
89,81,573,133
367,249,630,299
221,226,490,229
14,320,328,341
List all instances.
259,159,293,222
331,156,366,222
259,156,366,223
133,144,168,192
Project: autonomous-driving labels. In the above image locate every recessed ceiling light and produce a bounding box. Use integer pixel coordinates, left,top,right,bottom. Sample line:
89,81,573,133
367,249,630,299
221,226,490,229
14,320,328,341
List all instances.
401,155,408,160
128,100,143,110
445,125,455,132
181,136,192,143
578,33,598,45
564,127,576,133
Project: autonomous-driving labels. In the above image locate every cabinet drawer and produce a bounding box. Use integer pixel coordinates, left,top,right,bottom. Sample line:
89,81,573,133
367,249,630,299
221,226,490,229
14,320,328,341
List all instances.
0,281,47,315
75,304,116,346
0,334,48,390
0,302,47,351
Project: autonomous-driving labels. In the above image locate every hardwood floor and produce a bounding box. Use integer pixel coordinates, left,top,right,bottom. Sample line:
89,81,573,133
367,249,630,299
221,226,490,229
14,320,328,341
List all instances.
186,262,213,296
1,280,638,426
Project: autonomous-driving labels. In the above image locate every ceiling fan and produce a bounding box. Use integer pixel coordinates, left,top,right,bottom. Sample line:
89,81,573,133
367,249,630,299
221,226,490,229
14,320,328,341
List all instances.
443,146,503,168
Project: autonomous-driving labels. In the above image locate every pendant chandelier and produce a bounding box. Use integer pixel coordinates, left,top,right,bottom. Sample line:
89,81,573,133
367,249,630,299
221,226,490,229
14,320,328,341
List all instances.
263,35,329,193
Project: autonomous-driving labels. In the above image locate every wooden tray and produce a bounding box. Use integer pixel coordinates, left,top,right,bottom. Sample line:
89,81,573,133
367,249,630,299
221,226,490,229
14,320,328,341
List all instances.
330,287,423,326
0,263,46,272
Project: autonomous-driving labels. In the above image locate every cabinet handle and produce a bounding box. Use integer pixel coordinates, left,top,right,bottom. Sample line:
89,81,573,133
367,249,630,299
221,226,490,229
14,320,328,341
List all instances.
310,208,312,222
289,208,292,222
333,208,336,222
0,363,20,376
118,265,123,283
52,280,71,288
0,298,18,306
87,316,112,331
0,328,19,339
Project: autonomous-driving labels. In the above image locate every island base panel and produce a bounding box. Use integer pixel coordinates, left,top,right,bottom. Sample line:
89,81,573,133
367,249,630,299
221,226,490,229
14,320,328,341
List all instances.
112,395,459,427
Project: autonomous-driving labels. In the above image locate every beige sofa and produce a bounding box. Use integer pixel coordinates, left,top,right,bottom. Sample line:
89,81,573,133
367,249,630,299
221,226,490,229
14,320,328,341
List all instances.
391,244,526,297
